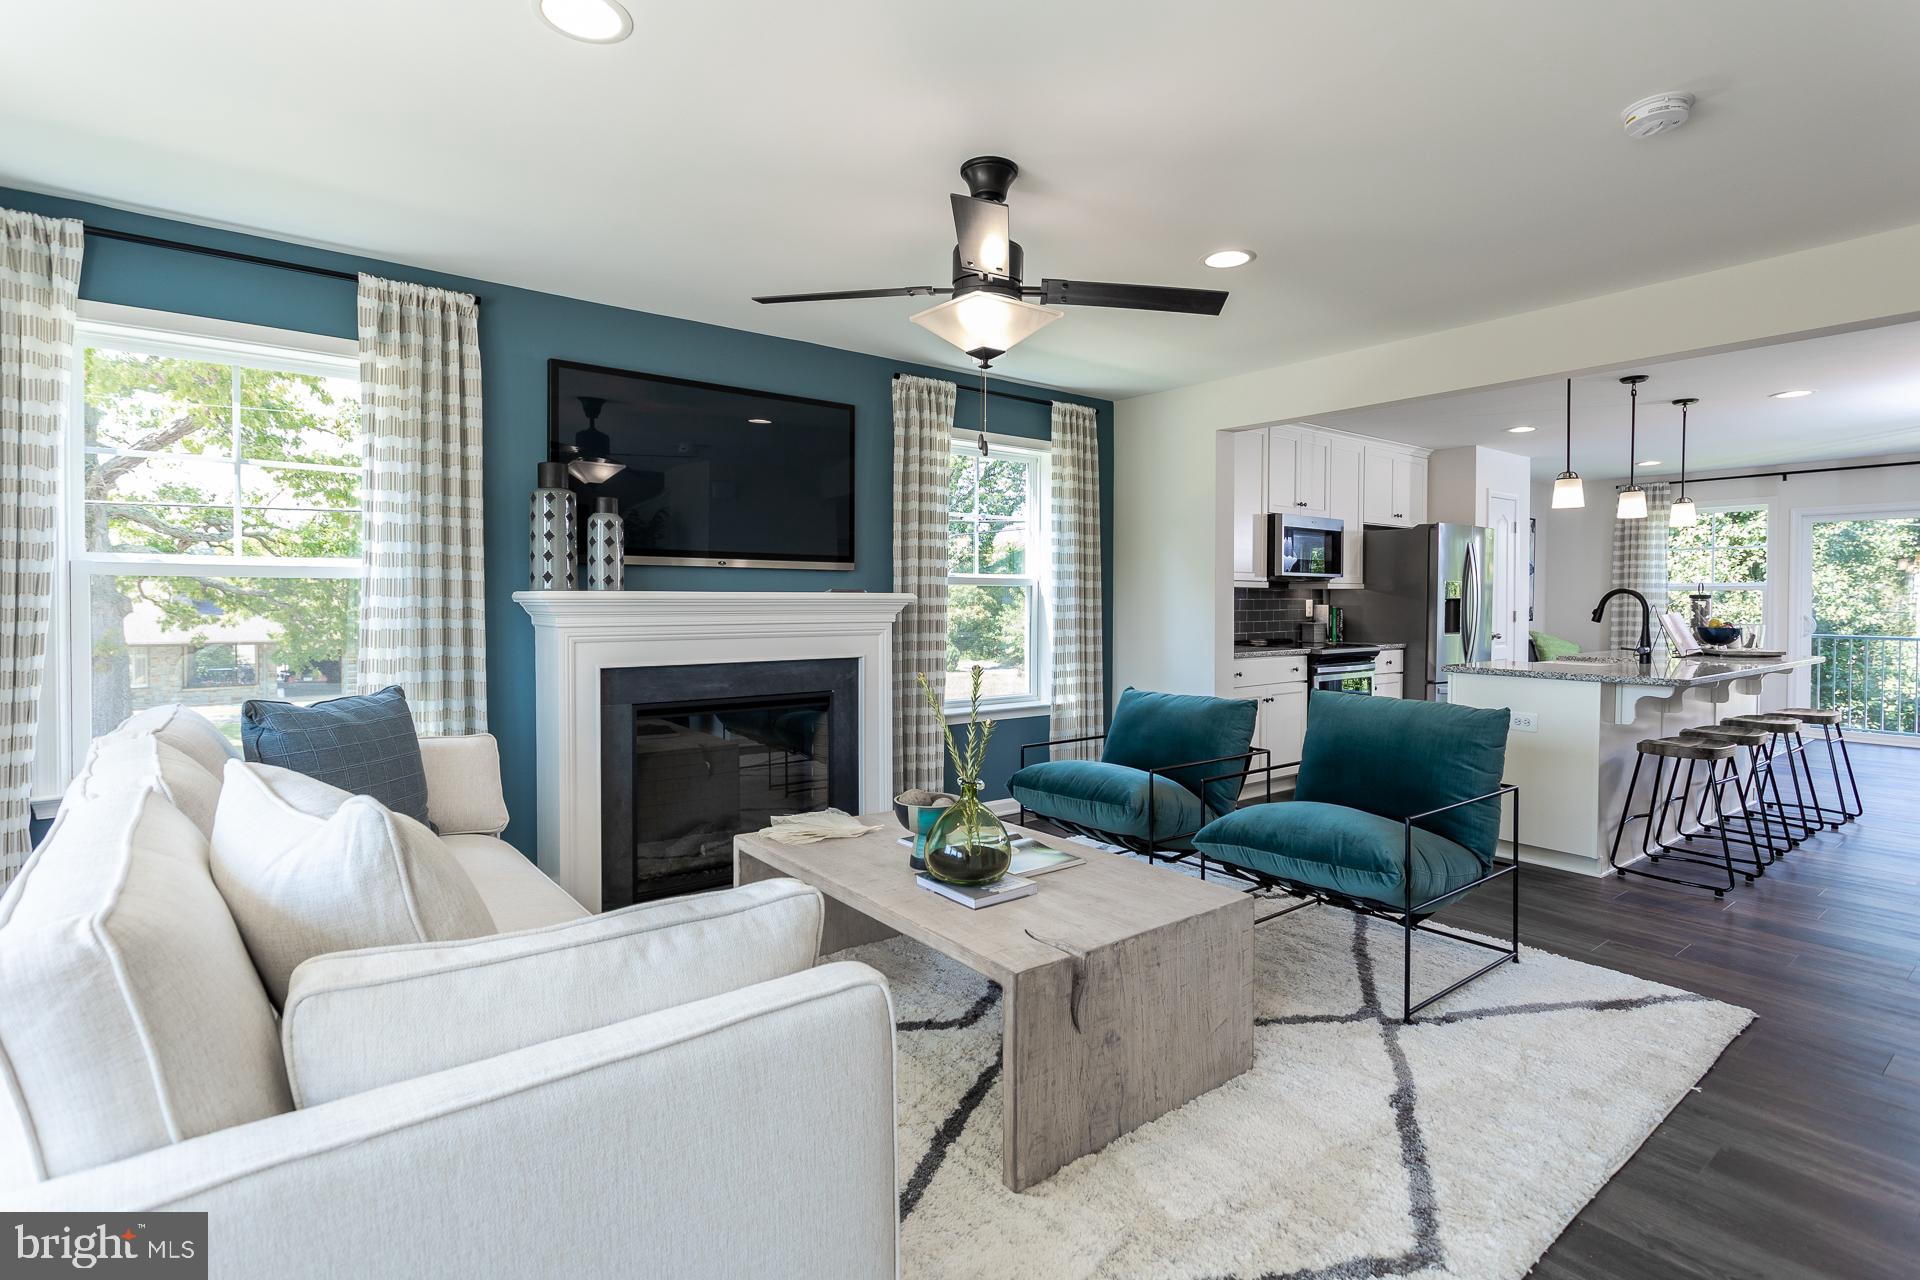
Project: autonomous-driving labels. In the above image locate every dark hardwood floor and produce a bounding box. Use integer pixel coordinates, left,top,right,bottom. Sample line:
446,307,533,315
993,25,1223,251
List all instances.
1433,742,1920,1280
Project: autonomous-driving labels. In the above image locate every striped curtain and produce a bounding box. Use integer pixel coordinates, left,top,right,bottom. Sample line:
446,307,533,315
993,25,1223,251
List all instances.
1049,402,1104,760
0,210,82,881
1609,481,1673,653
891,374,956,793
355,275,487,735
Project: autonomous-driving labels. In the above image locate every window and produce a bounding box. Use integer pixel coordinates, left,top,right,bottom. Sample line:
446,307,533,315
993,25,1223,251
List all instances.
63,316,362,755
945,441,1049,710
1667,505,1768,631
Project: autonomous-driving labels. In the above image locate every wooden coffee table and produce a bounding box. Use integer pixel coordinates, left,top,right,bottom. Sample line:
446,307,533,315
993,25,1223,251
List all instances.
733,817,1254,1191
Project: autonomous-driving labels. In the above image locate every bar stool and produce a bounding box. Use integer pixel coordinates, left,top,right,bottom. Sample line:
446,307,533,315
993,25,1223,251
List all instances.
1724,713,1838,839
1772,707,1862,824
1676,722,1783,868
1609,736,1745,896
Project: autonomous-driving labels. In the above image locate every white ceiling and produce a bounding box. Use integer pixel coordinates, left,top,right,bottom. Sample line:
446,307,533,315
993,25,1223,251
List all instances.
7,2,1920,400
1314,318,1920,478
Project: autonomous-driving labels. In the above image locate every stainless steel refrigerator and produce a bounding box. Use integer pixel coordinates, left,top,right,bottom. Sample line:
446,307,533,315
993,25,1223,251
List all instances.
1342,523,1496,702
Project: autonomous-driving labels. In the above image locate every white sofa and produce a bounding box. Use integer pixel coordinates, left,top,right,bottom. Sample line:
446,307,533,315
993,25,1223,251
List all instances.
0,707,899,1280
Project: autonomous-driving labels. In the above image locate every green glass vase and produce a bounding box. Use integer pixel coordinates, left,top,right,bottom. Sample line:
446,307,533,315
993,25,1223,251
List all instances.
923,785,1013,886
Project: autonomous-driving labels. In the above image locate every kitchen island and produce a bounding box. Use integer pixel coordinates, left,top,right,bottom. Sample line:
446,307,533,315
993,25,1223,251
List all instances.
1443,652,1822,876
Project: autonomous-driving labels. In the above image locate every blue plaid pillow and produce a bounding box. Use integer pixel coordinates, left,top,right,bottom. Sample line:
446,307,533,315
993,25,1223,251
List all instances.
242,686,433,828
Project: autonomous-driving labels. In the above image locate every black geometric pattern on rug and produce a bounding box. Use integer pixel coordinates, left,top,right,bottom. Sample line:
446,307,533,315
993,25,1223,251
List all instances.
894,910,1713,1279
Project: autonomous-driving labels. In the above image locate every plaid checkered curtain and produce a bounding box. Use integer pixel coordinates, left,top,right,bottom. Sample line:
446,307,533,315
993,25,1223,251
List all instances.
1050,402,1104,761
892,374,956,793
356,275,487,735
1610,481,1673,653
0,209,81,882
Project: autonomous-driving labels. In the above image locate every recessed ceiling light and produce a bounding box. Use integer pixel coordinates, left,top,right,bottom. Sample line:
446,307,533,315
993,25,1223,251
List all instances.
747,418,772,425
1506,425,1536,434
536,0,633,43
1769,389,1814,399
1203,249,1255,269
1639,459,1662,467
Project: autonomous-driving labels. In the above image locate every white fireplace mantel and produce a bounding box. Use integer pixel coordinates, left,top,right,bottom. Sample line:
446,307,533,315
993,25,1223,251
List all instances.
513,590,912,911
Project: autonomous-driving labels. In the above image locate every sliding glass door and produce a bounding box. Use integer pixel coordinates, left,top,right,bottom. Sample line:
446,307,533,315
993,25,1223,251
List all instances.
1795,506,1920,738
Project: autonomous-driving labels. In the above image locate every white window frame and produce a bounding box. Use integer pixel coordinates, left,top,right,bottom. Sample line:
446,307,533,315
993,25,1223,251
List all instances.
33,304,358,806
943,433,1051,720
1665,501,1771,629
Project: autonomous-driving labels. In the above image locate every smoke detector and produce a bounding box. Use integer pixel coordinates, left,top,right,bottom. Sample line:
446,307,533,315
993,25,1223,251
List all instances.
1621,93,1695,139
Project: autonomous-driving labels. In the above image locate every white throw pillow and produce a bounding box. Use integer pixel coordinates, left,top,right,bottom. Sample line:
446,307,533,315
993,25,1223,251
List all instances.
0,786,291,1190
102,704,237,779
66,733,223,837
209,762,496,1006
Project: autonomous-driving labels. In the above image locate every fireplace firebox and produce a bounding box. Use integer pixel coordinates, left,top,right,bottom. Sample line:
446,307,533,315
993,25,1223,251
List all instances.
600,659,859,907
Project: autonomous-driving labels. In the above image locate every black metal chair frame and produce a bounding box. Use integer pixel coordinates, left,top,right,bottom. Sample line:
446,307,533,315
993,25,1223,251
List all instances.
1608,746,1756,896
1015,732,1274,875
1193,759,1521,1024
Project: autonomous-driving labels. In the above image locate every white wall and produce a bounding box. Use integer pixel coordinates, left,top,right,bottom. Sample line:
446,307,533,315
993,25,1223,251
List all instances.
1114,219,1920,697
1533,452,1920,666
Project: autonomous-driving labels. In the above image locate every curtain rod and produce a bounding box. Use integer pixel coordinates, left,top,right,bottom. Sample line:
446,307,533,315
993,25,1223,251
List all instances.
1613,457,1920,488
82,226,479,302
891,372,1055,409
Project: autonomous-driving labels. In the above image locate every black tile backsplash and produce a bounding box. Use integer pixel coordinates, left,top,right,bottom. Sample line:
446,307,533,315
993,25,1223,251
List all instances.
1235,586,1319,645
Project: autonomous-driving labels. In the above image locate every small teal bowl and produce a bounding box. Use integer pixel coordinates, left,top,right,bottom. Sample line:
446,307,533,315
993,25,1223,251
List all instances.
893,791,957,871
1694,624,1742,648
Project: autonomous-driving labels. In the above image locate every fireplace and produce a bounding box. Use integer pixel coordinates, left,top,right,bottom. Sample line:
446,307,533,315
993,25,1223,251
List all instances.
600,659,860,906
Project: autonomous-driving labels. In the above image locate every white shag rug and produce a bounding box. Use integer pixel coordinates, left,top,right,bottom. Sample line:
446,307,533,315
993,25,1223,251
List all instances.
839,904,1752,1280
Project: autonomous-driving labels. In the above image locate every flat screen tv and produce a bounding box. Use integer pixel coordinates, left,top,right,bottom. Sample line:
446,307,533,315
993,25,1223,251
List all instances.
548,360,856,570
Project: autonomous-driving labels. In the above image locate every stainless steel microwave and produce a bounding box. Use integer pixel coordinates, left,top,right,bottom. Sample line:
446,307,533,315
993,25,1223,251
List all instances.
1267,513,1345,581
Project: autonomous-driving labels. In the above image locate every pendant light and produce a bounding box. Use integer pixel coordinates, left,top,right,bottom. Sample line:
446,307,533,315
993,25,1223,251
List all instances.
1668,397,1699,527
1551,377,1585,508
1616,375,1649,520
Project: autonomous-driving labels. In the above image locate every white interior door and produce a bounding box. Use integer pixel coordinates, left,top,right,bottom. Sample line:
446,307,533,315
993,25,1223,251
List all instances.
1488,492,1520,662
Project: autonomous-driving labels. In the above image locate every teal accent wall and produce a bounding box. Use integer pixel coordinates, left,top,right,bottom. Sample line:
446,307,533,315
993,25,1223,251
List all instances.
5,186,1112,848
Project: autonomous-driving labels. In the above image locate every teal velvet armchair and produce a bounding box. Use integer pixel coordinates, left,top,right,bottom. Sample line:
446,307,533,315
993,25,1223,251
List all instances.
1009,688,1267,866
1193,691,1520,1021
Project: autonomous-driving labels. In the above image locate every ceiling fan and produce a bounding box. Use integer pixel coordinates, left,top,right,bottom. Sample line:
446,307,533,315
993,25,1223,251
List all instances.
752,156,1229,366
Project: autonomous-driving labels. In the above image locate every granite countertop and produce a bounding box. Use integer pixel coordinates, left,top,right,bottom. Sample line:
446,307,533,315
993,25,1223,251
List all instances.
1443,652,1821,688
1232,641,1407,659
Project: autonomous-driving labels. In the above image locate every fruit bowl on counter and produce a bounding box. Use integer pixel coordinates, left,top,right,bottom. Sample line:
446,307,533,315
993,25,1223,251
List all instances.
1693,620,1743,649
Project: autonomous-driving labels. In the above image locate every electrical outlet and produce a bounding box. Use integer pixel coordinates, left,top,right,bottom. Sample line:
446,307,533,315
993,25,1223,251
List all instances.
1510,711,1538,733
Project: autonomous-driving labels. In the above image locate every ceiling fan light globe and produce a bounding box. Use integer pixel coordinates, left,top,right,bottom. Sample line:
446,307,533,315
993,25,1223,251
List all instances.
1551,473,1585,509
1668,495,1699,527
1616,485,1649,520
910,292,1062,358
568,458,626,484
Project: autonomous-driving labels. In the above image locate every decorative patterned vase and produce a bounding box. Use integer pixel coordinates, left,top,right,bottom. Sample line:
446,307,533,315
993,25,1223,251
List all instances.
530,461,577,590
923,783,1013,886
585,496,625,591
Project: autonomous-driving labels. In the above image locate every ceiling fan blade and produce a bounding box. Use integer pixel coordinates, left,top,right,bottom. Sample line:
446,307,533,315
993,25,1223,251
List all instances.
1036,279,1228,315
950,194,1013,280
752,286,946,304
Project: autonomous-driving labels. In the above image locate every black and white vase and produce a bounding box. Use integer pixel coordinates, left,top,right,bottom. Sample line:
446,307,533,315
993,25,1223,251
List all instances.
529,461,577,590
586,496,625,591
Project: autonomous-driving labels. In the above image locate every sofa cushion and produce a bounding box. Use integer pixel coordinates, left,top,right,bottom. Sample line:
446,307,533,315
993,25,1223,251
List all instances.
281,878,823,1107
210,762,495,1006
1193,800,1489,910
1008,759,1204,843
441,834,586,932
102,703,237,779
67,733,223,838
0,787,291,1190
242,686,432,827
1101,687,1258,819
1295,691,1510,861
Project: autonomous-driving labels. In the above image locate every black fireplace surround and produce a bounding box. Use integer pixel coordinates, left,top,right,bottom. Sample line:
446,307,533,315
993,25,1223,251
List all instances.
600,659,859,907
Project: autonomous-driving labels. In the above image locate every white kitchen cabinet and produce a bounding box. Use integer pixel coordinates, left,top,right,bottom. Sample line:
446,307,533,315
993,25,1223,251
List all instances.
1363,446,1427,527
1266,427,1329,515
1230,429,1268,585
1373,675,1404,699
1327,439,1364,588
1237,679,1309,794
